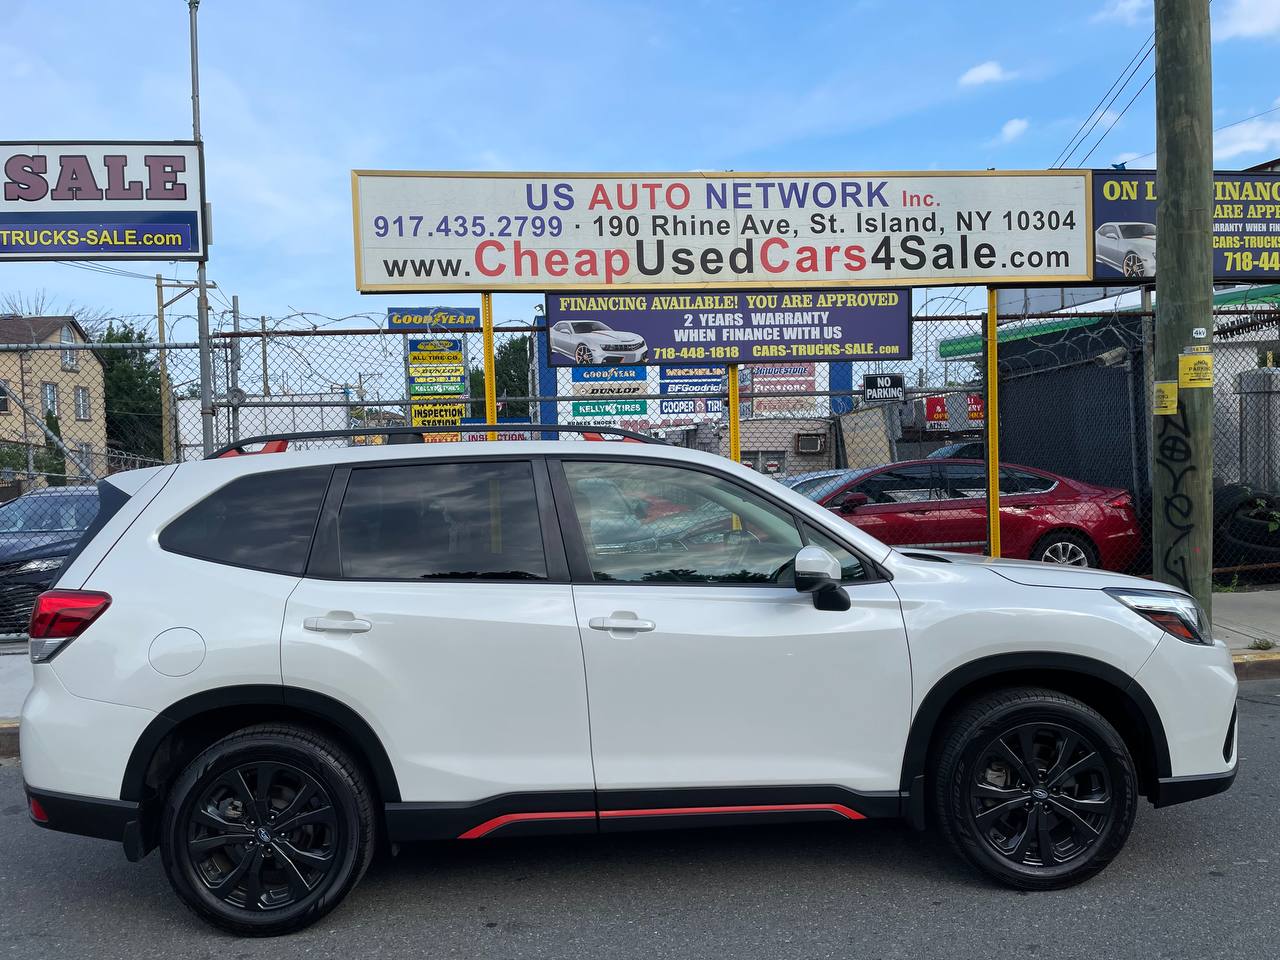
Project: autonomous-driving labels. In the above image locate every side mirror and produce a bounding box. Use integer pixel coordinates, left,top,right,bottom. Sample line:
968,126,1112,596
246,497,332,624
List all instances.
793,545,851,611
838,492,869,514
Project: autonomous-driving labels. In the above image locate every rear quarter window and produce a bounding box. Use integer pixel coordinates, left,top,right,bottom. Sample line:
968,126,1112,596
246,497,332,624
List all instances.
159,466,331,574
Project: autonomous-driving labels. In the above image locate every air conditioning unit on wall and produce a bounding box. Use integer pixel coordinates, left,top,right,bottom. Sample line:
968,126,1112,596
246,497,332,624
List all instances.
795,433,826,455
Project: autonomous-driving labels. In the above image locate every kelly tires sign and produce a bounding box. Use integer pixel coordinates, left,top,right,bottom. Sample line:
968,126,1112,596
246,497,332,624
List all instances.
2,141,206,260
545,287,911,367
351,170,1091,291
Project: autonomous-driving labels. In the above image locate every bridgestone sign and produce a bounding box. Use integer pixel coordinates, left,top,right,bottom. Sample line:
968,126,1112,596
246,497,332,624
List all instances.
351,170,1091,291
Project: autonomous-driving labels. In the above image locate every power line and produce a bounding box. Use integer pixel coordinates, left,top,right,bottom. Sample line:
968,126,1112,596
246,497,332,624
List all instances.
1118,102,1280,166
1076,71,1155,166
1051,31,1155,169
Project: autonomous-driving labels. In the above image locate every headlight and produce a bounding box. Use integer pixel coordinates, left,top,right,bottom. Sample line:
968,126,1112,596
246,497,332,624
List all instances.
15,556,66,574
1105,587,1209,644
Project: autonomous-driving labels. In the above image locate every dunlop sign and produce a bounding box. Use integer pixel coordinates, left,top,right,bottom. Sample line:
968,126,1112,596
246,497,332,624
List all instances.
352,170,1091,291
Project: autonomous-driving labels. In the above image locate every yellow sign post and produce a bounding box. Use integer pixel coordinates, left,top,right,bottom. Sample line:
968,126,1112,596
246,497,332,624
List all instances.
481,292,497,440
727,365,741,465
984,288,1001,558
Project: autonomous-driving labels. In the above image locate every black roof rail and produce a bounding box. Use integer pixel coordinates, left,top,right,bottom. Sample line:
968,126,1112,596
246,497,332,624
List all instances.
208,424,666,459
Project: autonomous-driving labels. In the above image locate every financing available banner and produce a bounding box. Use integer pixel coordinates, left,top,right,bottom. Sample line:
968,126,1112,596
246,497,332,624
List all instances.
1092,170,1280,282
545,287,911,367
351,170,1091,291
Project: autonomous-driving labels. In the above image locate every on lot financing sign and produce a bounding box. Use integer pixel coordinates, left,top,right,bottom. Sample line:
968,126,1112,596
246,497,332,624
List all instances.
2,141,206,260
351,170,1091,291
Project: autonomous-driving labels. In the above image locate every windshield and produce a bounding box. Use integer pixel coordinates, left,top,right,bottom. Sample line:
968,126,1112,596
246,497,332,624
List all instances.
0,491,99,533
1119,224,1155,239
572,321,608,334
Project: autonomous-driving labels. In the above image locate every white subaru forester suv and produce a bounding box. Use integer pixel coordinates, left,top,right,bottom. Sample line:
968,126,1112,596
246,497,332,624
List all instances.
20,430,1237,936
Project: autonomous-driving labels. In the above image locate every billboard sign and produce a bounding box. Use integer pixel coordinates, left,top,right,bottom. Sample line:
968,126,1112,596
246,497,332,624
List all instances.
406,338,468,396
658,397,725,416
570,366,645,397
571,399,647,417
545,287,911,367
1,141,205,260
386,306,480,331
352,170,1091,291
659,364,726,394
1092,170,1280,282
925,396,949,431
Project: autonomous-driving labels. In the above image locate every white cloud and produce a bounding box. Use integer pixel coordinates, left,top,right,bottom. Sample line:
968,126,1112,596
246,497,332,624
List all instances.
1092,0,1148,25
1216,0,1280,40
992,117,1030,144
959,60,1012,87
1214,117,1280,159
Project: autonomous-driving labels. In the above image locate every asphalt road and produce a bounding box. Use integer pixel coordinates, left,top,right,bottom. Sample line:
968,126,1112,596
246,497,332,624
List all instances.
3,680,1277,960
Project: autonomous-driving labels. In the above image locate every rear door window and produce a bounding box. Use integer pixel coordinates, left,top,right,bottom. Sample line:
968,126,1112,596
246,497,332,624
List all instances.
336,460,547,580
160,466,331,574
855,465,942,504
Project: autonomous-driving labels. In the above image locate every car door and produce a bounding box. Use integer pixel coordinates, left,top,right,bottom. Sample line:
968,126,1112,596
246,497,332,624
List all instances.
553,456,911,819
826,464,943,547
1097,224,1119,267
928,462,991,553
281,456,595,817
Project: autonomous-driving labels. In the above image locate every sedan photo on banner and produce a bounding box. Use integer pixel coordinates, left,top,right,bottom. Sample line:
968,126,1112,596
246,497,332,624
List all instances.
545,287,911,367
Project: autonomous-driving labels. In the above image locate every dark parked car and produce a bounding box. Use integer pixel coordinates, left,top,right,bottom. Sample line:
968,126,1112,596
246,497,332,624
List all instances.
0,486,99,637
812,458,1140,571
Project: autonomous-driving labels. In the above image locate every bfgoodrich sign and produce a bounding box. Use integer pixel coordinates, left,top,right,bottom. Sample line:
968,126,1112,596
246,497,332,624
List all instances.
1,141,206,260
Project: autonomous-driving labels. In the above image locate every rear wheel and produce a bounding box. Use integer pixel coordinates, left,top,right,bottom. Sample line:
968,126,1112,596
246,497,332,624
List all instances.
160,724,376,936
1031,531,1097,567
933,687,1137,890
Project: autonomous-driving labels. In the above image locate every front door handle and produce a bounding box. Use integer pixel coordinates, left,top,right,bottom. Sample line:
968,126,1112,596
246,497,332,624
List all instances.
303,614,372,633
588,613,656,634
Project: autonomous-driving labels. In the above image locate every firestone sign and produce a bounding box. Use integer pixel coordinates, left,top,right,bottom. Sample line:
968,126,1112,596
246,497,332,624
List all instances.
1,141,206,260
351,170,1091,291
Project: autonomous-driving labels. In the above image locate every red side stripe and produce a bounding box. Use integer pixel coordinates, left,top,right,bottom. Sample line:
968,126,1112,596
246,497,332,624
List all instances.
599,803,865,821
457,810,596,840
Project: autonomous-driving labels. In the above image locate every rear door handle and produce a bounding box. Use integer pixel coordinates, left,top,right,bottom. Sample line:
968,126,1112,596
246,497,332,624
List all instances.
588,614,656,633
303,615,372,634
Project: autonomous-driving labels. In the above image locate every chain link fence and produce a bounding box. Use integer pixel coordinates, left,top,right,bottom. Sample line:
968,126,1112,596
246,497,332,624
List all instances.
1,296,1278,642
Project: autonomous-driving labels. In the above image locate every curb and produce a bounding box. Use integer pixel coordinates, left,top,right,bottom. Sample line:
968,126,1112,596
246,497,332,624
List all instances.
1232,650,1280,682
0,722,15,760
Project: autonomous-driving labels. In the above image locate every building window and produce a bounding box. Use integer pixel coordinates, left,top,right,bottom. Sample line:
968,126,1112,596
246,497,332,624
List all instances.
74,386,90,421
41,382,59,419
0,381,9,415
77,442,93,470
60,325,78,371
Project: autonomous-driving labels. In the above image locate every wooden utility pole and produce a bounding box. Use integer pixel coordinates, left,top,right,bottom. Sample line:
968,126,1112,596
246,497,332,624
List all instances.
1153,0,1214,622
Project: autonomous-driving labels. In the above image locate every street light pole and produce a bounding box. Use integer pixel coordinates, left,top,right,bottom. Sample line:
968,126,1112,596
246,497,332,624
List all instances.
188,0,215,456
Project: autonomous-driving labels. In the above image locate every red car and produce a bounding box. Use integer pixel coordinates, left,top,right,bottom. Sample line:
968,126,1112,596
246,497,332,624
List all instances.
813,459,1140,571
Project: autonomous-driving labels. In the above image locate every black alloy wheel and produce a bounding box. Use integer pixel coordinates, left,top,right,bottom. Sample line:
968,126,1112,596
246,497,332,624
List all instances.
181,761,338,912
967,722,1113,867
934,688,1137,890
160,724,375,936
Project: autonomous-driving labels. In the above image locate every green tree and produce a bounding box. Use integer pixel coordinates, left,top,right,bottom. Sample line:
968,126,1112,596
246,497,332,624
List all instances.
97,321,164,461
467,335,530,419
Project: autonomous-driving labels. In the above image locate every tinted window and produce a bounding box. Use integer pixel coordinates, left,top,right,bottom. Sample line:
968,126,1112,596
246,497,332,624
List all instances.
337,461,546,580
0,491,99,532
564,461,802,584
1120,224,1155,239
1003,469,1057,494
160,467,330,574
940,463,988,500
854,466,942,504
802,524,869,582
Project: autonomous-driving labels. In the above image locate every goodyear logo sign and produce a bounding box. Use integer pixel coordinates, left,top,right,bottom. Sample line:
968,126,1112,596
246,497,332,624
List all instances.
387,307,480,331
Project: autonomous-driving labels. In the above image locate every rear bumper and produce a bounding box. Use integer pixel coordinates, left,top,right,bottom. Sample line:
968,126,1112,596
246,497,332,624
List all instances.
24,784,148,859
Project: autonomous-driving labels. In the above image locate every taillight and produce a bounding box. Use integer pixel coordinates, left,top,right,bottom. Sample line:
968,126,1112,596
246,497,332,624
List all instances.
1107,492,1133,510
28,589,111,663
28,796,49,823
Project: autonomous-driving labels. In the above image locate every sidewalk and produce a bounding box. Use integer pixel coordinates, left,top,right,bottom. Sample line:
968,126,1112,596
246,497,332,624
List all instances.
1213,586,1280,651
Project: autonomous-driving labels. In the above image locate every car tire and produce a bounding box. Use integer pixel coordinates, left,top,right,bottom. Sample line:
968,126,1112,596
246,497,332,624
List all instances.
1030,531,1098,567
159,723,376,937
574,343,595,364
1122,251,1146,277
933,687,1137,890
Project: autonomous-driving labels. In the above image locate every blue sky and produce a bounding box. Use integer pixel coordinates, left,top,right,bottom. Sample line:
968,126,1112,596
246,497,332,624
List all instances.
2,0,1279,335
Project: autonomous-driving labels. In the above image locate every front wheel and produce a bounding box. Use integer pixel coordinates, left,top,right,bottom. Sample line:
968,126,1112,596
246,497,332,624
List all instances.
160,724,376,936
933,687,1137,890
